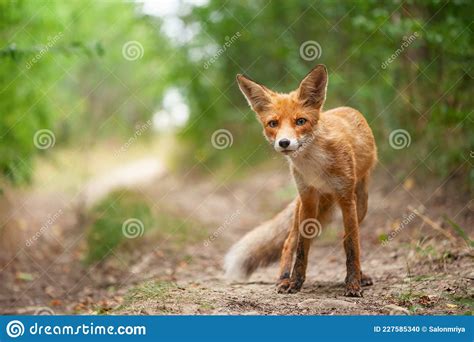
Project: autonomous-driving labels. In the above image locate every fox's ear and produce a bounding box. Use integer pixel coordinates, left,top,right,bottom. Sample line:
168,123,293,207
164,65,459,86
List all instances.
236,74,272,112
297,64,328,110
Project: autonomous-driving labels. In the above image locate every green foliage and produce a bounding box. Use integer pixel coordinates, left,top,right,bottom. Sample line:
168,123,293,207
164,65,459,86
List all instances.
148,210,208,246
84,190,154,264
176,0,473,185
0,0,173,184
114,280,177,314
124,280,176,303
1,0,472,188
444,216,474,248
84,189,207,264
449,295,474,315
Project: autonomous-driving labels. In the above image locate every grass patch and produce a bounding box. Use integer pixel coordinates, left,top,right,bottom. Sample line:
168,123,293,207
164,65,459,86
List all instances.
84,189,208,265
395,291,435,313
397,290,417,303
116,280,217,314
125,280,176,303
150,212,208,246
115,280,177,314
84,190,154,265
449,295,474,315
198,302,216,311
444,216,474,248
411,274,438,282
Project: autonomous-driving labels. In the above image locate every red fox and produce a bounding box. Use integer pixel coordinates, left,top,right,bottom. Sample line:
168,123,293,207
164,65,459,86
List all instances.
225,65,377,297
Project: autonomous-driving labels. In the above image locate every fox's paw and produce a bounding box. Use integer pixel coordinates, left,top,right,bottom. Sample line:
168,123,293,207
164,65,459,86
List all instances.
276,278,304,294
360,273,373,287
344,281,363,297
276,279,291,294
286,278,304,294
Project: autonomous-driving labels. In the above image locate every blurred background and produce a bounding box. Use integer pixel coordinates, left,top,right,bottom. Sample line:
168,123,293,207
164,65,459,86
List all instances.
0,0,472,315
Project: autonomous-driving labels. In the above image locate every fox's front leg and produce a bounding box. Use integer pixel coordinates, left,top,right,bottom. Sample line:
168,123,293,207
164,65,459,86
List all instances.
339,194,363,297
286,186,319,293
276,199,300,293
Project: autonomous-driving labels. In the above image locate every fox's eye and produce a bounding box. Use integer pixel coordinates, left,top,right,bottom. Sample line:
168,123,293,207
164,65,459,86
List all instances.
296,118,307,126
268,120,278,128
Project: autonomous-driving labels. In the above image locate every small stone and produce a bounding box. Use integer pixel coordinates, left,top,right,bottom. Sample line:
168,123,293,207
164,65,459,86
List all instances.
298,299,318,306
384,304,410,315
242,311,259,315
299,298,356,308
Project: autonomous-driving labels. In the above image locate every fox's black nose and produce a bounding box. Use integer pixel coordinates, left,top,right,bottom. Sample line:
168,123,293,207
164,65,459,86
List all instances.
279,139,290,148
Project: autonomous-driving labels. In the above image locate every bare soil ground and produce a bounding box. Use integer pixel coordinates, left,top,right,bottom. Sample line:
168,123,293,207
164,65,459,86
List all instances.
0,161,473,315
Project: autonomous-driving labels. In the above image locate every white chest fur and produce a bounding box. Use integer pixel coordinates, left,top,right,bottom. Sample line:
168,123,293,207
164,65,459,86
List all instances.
288,146,343,194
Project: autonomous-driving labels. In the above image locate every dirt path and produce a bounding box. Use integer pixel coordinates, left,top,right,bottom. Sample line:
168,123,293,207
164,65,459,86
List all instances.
111,168,473,315
1,161,472,315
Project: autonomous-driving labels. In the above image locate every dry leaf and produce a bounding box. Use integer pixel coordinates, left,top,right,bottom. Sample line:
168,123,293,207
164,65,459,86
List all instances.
403,178,415,190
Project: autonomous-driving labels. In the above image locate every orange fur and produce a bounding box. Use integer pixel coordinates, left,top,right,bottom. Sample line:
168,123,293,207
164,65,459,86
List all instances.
228,65,377,297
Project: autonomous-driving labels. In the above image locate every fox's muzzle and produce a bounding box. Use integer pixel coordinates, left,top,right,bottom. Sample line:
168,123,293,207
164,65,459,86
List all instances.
274,125,299,152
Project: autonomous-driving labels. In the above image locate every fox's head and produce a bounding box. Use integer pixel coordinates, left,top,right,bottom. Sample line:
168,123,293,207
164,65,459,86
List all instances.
236,65,328,155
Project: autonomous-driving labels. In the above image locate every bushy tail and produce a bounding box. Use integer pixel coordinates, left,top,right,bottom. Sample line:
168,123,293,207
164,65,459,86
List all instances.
224,199,297,281
224,194,335,281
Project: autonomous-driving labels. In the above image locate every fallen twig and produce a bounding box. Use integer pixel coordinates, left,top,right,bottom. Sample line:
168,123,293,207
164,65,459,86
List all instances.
408,206,457,242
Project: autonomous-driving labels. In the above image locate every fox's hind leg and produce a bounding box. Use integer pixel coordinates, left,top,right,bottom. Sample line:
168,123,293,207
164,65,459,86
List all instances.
355,175,368,223
355,175,373,287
